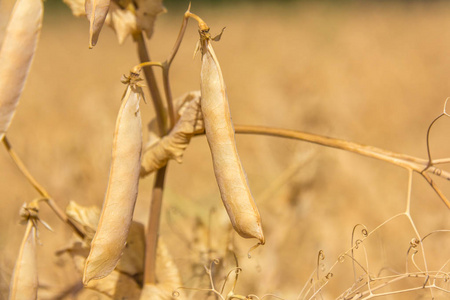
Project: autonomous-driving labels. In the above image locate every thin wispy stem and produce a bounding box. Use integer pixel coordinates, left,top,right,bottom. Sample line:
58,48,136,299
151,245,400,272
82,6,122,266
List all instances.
232,125,450,208
2,136,85,239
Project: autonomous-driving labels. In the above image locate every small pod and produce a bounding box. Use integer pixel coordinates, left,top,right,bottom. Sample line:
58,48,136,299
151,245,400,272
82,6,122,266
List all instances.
9,221,38,300
85,0,110,48
0,0,43,141
83,75,143,284
200,35,264,244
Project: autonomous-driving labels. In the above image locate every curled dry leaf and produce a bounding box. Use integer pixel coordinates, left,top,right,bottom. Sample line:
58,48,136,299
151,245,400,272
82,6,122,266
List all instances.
63,202,180,299
140,91,203,177
83,73,144,284
199,28,264,244
139,239,183,300
68,243,141,299
66,201,145,277
63,0,165,44
85,0,111,48
8,220,38,300
0,0,43,141
66,201,100,241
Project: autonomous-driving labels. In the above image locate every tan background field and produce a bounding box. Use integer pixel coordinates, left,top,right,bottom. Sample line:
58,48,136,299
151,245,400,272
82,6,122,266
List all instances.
1,0,449,299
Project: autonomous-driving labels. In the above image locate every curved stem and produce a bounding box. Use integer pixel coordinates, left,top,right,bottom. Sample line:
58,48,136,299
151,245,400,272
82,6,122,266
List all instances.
231,125,450,208
2,136,85,238
167,6,191,67
134,32,167,135
233,125,450,179
162,63,176,128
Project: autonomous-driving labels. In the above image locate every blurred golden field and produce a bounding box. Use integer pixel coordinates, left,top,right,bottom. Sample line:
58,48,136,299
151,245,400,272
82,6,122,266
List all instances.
1,0,450,299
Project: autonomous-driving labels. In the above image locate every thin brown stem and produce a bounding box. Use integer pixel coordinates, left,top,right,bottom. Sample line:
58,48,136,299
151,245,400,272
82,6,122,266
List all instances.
162,64,176,128
421,173,450,208
423,113,445,170
167,5,191,67
228,125,450,208
134,32,167,135
162,5,194,129
233,125,450,179
2,137,85,238
144,165,167,284
141,6,194,284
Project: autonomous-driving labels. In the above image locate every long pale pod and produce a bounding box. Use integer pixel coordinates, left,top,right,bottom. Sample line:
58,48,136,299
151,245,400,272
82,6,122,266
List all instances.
0,0,43,141
83,78,143,284
200,36,264,244
9,221,38,300
85,0,110,48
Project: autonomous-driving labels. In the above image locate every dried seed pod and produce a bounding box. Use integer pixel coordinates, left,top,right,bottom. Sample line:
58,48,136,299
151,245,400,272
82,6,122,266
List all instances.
85,0,110,48
83,74,144,284
200,31,264,244
0,0,43,141
9,221,38,300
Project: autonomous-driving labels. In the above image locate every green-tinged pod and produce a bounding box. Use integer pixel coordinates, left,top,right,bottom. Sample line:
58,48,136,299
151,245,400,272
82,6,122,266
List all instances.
83,75,143,284
200,31,265,244
9,221,38,300
0,0,43,141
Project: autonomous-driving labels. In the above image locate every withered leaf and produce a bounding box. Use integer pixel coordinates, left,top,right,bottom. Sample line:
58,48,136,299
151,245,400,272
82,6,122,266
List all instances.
66,201,100,241
141,91,203,177
68,243,141,299
139,239,183,300
65,202,145,278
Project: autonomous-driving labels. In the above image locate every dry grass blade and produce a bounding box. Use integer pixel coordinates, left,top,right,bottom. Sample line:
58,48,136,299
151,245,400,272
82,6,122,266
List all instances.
8,220,38,300
193,17,264,244
85,0,110,48
141,91,203,176
0,0,43,141
83,73,144,284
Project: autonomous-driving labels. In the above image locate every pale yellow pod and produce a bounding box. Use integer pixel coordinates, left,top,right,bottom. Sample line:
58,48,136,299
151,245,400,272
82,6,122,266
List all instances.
85,0,110,48
83,80,143,284
200,38,264,244
9,221,38,300
0,0,43,141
